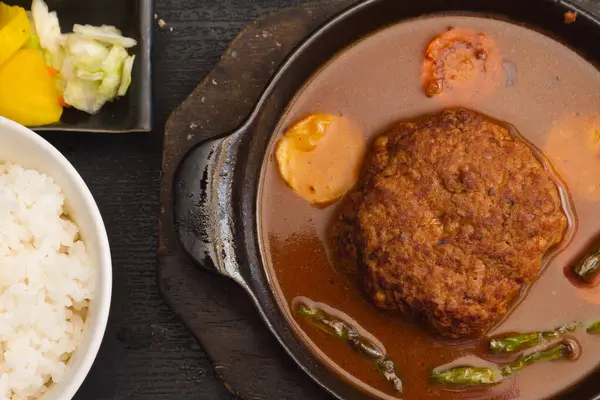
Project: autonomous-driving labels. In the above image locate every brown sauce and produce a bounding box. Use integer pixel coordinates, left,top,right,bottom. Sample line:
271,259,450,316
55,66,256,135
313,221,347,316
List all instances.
258,15,600,400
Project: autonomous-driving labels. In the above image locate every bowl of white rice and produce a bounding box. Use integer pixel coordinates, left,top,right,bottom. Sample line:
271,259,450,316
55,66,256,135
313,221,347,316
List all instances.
0,117,111,400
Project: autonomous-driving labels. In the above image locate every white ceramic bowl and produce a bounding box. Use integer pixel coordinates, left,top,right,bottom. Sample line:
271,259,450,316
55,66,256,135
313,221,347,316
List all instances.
0,117,112,400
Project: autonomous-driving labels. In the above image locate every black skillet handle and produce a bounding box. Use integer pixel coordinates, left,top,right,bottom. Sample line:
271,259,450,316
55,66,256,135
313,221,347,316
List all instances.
173,128,247,285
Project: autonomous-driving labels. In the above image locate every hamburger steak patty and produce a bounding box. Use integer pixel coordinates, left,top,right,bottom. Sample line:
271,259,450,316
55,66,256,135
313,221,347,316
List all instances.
332,108,568,339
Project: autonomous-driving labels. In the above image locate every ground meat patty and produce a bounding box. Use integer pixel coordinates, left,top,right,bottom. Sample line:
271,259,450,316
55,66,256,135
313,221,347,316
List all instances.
331,108,568,339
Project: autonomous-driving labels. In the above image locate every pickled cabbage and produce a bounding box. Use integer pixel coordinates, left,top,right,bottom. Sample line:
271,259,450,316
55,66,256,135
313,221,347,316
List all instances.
31,0,137,115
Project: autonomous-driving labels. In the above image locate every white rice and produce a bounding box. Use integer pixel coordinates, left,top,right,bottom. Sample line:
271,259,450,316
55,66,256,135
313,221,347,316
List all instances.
0,163,94,400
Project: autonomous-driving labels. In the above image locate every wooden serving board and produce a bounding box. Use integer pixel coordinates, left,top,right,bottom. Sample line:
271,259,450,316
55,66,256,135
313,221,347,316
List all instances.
157,1,356,398
157,0,600,399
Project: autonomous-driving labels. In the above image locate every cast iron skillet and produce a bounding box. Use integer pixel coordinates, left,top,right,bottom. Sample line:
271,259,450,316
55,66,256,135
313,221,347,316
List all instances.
173,0,600,398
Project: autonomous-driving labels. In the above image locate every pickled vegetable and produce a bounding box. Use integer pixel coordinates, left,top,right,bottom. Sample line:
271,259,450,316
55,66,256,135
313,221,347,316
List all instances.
118,55,135,96
0,49,62,126
23,11,41,50
31,0,137,115
31,0,63,69
73,24,137,48
0,3,31,67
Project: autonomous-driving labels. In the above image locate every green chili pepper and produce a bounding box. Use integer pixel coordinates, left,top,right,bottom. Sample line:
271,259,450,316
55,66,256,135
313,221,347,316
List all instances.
296,303,402,392
586,320,600,334
430,367,504,386
432,341,577,387
488,322,580,353
503,341,575,375
573,247,600,285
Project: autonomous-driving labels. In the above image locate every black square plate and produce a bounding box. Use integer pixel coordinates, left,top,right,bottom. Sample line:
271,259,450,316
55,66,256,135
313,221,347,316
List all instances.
6,0,153,132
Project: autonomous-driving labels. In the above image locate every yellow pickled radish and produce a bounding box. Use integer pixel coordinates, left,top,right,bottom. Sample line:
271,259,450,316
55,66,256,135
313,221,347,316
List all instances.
0,49,63,126
0,3,31,66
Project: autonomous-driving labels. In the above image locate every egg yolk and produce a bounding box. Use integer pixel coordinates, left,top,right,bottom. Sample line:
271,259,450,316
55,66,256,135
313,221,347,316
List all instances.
275,113,366,205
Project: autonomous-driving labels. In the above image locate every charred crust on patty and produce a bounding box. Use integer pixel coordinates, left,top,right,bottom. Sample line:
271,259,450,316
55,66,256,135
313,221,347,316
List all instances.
331,108,568,339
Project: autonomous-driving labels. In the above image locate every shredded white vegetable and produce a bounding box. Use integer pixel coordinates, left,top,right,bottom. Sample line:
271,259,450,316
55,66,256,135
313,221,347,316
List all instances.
118,55,135,97
31,0,137,115
73,24,137,48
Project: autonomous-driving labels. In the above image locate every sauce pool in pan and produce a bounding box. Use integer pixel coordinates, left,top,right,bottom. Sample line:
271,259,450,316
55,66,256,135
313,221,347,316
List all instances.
258,15,600,400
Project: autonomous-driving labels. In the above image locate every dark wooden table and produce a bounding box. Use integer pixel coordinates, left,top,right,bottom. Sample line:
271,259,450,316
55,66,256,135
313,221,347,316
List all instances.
38,1,308,399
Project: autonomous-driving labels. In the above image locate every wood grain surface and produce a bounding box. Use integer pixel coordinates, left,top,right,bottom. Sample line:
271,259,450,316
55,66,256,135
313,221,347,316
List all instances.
32,0,600,399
